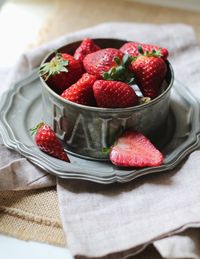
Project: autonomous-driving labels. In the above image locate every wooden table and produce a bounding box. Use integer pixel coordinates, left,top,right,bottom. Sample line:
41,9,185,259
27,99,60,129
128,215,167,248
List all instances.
36,0,200,45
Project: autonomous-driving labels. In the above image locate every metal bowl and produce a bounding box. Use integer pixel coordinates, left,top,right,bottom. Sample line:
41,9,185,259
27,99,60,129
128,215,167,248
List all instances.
40,39,174,160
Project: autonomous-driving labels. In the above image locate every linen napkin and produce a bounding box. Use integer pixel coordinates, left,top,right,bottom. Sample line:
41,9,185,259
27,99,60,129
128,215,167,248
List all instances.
1,22,200,258
0,136,55,190
0,56,56,190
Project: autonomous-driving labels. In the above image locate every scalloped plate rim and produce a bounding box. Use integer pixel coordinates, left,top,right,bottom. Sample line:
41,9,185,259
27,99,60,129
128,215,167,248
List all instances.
0,70,200,184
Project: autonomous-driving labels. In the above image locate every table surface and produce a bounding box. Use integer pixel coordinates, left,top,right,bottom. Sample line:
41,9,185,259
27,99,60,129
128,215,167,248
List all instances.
0,0,200,258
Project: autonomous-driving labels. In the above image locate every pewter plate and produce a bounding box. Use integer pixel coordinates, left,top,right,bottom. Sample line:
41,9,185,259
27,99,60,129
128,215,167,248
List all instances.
0,70,200,184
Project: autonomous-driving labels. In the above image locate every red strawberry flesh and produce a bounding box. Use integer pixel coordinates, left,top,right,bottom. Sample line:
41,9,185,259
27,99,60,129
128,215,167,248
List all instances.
40,53,84,94
83,48,123,78
131,54,167,98
33,123,69,162
110,131,163,167
61,73,97,106
74,38,101,62
93,80,137,108
120,42,168,60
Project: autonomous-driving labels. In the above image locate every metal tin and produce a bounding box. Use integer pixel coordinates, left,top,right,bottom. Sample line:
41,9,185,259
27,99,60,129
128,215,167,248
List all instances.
40,39,174,160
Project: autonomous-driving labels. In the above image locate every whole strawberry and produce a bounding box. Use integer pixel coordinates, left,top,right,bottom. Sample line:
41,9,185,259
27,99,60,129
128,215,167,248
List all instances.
120,41,168,60
74,38,101,62
31,123,69,162
40,53,84,94
93,80,137,108
83,48,123,78
131,46,167,98
61,73,97,106
110,131,164,167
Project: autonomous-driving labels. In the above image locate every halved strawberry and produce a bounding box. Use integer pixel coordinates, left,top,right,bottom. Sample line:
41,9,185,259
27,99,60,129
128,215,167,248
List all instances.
61,73,97,106
120,41,168,60
110,131,164,167
40,53,84,94
93,80,137,108
74,38,101,62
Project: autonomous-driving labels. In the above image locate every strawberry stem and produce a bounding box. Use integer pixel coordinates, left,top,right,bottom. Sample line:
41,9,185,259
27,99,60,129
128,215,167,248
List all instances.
30,122,44,136
39,52,69,81
138,45,144,55
114,57,121,65
102,54,135,84
102,147,111,155
137,45,163,58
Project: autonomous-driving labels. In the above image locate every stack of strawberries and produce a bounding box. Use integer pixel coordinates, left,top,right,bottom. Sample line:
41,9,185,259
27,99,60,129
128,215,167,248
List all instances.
40,38,168,107
34,38,168,167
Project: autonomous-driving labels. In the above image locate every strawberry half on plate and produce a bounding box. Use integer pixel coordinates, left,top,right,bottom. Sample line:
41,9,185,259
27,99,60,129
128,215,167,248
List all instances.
110,131,164,168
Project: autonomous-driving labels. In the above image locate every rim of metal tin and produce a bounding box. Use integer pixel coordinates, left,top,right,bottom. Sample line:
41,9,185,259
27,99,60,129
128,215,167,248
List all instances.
40,38,174,113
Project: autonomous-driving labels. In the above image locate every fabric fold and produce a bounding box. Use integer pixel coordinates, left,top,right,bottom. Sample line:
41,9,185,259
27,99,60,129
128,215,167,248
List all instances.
154,228,200,259
0,138,55,190
57,151,200,257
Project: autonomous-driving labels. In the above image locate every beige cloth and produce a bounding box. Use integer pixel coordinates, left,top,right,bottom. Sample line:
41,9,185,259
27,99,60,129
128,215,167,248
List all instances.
0,137,55,190
58,152,200,258
1,22,200,258
154,229,200,259
0,187,66,246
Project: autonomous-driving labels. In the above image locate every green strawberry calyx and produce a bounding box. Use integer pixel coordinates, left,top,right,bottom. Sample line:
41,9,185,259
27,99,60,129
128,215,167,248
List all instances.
137,45,163,58
102,126,125,155
102,147,111,155
30,122,44,136
39,52,69,81
103,54,135,84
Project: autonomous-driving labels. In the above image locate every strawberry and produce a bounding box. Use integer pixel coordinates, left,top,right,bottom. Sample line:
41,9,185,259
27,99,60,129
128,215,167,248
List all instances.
83,48,124,78
93,80,137,108
40,52,84,94
61,73,97,106
110,131,164,167
31,123,69,162
74,38,101,62
102,54,135,84
120,41,168,60
131,46,167,98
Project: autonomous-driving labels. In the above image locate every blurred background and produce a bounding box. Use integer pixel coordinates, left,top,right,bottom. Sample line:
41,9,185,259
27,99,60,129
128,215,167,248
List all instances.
0,0,200,66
